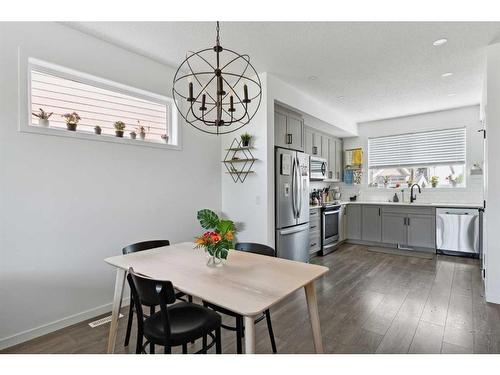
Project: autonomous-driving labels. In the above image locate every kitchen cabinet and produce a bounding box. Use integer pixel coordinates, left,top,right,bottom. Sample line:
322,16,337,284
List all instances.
335,138,343,181
305,128,314,156
274,107,304,151
321,135,329,159
303,125,343,181
407,214,435,249
339,204,347,242
308,207,321,255
382,213,407,245
362,205,382,242
346,204,362,240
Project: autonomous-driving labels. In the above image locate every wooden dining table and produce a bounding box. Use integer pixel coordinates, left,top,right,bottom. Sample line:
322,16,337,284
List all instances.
104,242,329,354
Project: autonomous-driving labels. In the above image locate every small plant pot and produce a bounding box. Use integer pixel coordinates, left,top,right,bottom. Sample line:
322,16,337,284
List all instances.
115,130,124,138
39,119,49,127
66,123,77,131
241,140,250,147
94,127,102,135
139,133,146,140
130,132,137,140
161,135,169,143
431,183,437,188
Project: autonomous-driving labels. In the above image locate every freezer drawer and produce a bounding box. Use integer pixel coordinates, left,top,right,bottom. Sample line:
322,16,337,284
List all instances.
436,208,480,254
276,223,310,263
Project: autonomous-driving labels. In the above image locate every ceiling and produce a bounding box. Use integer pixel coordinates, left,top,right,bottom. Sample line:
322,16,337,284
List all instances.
66,22,500,123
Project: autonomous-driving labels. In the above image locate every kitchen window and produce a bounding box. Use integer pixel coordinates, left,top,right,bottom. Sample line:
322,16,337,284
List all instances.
368,127,466,188
26,58,178,148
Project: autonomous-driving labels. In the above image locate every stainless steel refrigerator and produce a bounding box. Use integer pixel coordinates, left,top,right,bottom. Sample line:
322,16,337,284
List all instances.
275,147,310,263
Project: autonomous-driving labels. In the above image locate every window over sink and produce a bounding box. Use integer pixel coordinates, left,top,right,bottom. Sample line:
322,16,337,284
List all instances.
368,127,466,188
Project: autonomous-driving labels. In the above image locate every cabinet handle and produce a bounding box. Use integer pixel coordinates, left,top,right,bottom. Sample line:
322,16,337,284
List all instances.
329,171,333,179
404,217,407,225
310,225,317,229
407,217,410,226
378,208,381,216
313,146,317,155
311,242,317,247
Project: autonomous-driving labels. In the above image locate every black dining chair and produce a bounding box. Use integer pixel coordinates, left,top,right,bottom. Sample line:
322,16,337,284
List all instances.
122,240,192,349
203,242,278,354
127,268,222,354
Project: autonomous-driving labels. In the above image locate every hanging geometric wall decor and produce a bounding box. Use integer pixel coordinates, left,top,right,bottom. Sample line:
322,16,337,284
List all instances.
222,138,257,183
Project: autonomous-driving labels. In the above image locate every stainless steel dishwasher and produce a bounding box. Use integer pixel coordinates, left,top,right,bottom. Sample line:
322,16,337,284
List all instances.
436,208,481,257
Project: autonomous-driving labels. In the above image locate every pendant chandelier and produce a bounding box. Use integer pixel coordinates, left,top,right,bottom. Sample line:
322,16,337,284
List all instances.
172,22,262,135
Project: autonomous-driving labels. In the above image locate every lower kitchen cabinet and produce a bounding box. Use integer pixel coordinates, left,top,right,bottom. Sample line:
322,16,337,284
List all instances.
339,204,347,242
361,205,382,242
346,204,362,240
382,213,407,245
407,214,435,248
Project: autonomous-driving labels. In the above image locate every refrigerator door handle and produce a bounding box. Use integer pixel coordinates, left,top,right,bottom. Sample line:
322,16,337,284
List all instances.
279,223,309,235
291,155,297,218
296,156,302,218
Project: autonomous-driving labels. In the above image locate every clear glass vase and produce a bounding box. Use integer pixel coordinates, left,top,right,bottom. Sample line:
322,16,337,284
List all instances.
205,249,225,267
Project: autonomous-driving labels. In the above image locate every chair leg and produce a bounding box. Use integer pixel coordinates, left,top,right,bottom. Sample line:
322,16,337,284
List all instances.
135,329,143,354
215,327,222,354
236,316,243,354
164,345,171,354
124,299,134,347
188,295,193,303
265,309,277,354
202,335,207,354
149,306,155,354
182,343,188,354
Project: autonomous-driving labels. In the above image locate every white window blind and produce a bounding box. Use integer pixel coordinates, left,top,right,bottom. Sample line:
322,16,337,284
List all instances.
30,67,171,142
368,127,466,168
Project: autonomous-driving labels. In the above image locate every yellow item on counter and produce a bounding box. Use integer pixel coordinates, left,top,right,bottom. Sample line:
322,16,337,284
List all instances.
352,149,363,165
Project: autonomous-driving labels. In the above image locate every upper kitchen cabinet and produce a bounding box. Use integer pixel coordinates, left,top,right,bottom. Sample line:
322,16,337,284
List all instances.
274,106,304,152
305,126,326,157
327,137,342,182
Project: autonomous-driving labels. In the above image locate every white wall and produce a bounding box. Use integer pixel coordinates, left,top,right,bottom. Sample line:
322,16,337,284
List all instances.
484,43,500,304
339,106,484,205
221,73,357,247
0,22,222,348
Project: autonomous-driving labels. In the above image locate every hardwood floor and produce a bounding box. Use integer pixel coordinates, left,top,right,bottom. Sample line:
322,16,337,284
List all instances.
3,243,500,354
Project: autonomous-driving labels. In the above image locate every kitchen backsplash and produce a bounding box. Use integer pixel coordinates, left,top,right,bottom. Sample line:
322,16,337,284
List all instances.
331,174,483,204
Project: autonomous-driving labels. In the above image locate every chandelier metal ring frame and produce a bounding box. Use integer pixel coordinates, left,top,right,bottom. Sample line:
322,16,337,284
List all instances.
172,23,262,135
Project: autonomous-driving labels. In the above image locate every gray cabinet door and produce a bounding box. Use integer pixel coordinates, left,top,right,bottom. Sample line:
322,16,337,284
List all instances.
382,213,407,245
346,204,362,240
274,111,288,149
305,127,314,155
362,205,382,242
339,205,347,242
335,138,343,181
327,137,336,180
407,214,435,249
321,135,329,159
287,113,304,151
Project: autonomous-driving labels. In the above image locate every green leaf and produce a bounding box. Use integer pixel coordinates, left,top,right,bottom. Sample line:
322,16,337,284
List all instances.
197,209,219,230
217,219,235,235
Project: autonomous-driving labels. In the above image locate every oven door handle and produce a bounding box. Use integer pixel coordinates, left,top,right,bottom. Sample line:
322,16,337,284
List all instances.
324,210,340,215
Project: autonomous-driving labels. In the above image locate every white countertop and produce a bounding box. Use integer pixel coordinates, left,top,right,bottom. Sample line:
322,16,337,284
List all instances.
310,201,483,209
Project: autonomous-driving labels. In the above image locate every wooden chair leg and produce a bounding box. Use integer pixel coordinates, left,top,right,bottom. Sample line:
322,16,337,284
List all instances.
202,335,207,354
265,309,277,354
215,327,222,354
236,316,243,354
124,299,134,347
182,343,188,354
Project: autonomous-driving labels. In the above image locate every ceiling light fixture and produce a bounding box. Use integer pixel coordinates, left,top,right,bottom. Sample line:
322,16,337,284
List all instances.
433,38,448,46
172,22,262,135
308,75,318,81
441,72,453,78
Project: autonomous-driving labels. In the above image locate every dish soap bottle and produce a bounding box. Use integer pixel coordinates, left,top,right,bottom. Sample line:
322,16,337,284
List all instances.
393,192,399,202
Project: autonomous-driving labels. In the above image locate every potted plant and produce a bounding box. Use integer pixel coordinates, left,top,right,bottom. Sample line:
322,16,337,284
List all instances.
446,174,463,187
94,126,102,135
130,131,137,140
383,176,389,188
32,108,53,127
114,121,126,137
62,112,80,131
136,121,150,140
194,209,236,267
161,134,169,143
431,176,439,188
241,132,252,147
407,178,414,188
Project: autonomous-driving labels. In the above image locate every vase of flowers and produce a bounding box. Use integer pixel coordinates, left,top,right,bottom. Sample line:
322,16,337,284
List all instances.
32,108,53,127
194,209,236,267
136,121,149,140
62,112,80,131
446,174,463,187
94,126,102,135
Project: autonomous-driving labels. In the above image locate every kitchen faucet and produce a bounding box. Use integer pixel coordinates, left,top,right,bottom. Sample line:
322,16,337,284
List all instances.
410,183,421,203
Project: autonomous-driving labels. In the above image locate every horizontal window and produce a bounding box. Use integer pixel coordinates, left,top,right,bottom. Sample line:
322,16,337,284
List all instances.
28,59,176,146
368,128,466,188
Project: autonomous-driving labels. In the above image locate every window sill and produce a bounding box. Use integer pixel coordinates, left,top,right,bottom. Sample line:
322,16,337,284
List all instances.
19,124,182,151
366,186,466,190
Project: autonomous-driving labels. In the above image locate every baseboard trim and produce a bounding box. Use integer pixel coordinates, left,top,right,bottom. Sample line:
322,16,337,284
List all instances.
0,297,130,351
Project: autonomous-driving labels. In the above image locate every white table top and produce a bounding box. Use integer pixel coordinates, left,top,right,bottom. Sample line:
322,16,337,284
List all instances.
105,242,329,316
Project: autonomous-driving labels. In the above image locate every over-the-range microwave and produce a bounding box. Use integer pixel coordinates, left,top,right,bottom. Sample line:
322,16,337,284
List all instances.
310,156,328,180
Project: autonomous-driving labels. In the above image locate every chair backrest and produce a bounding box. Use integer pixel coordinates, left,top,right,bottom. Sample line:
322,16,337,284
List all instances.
122,240,170,255
127,267,176,338
235,242,276,257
